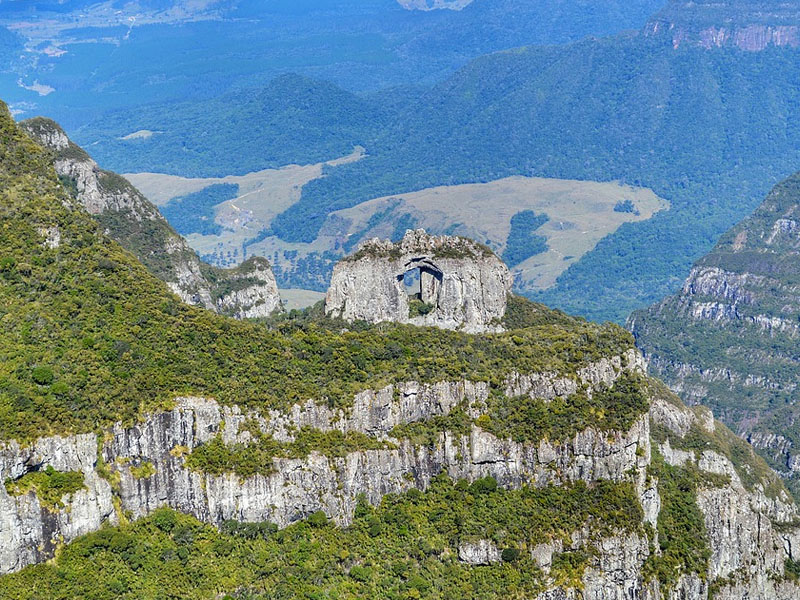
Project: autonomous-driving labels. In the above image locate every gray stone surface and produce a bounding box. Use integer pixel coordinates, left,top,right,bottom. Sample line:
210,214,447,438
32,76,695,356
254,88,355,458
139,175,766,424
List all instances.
1,353,800,599
326,229,512,332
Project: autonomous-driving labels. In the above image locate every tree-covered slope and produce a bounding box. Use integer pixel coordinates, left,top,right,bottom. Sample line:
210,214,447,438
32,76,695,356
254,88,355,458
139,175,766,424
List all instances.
76,74,389,177
0,101,633,443
3,99,800,600
630,172,800,497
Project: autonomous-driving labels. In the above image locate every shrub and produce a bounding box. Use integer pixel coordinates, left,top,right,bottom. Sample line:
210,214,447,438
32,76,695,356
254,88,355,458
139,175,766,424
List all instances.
31,366,54,386
501,548,521,563
307,511,328,527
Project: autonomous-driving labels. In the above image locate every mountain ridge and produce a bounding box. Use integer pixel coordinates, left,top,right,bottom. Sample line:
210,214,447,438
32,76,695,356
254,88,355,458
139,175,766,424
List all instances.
630,171,800,498
1,101,800,599
19,116,283,319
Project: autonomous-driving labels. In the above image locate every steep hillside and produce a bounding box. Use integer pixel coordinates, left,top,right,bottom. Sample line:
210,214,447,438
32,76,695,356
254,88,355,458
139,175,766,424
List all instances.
1,102,800,599
18,117,282,319
630,172,800,498
76,74,385,177
646,0,800,49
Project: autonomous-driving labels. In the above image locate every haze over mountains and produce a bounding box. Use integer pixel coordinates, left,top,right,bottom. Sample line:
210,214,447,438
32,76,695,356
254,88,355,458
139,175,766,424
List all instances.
4,0,800,325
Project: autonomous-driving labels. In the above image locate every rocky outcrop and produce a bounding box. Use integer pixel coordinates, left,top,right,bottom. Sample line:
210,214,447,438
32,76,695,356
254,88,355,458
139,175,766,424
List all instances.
19,117,283,318
630,172,800,494
2,350,800,599
0,353,647,575
212,256,282,319
650,396,800,600
326,229,512,332
397,0,472,10
645,0,800,50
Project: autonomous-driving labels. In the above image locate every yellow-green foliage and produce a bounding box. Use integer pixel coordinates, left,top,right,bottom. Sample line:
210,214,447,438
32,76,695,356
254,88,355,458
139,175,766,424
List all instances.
643,451,714,590
0,101,633,445
4,466,85,510
480,373,649,444
186,428,395,478
0,475,644,599
129,462,156,480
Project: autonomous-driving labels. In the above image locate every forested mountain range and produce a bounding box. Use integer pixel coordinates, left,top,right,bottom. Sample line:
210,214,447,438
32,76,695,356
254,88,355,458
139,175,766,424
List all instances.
8,0,800,325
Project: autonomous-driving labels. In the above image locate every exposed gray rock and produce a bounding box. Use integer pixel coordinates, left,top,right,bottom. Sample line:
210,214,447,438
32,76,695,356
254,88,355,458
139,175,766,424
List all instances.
458,540,501,565
213,256,282,319
2,357,800,600
0,356,646,576
326,229,512,332
649,396,800,600
0,435,115,574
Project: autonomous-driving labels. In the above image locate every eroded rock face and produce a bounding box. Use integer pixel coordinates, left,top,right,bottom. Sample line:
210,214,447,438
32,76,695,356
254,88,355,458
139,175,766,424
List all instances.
326,229,512,332
629,172,800,491
651,396,800,600
20,117,283,319
2,354,799,599
0,355,646,575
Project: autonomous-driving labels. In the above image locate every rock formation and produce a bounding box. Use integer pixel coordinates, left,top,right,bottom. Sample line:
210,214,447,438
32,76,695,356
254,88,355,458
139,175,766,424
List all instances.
2,350,800,599
326,229,512,332
19,117,283,319
645,0,800,50
629,172,800,497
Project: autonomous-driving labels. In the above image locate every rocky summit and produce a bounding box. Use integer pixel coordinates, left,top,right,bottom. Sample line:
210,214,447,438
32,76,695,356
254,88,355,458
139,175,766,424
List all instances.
630,172,800,498
326,229,512,333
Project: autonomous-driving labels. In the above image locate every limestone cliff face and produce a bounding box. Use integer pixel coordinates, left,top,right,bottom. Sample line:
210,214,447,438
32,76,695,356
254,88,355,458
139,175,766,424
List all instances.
645,0,800,50
629,173,800,495
650,396,800,600
326,230,512,332
2,350,799,599
19,118,282,319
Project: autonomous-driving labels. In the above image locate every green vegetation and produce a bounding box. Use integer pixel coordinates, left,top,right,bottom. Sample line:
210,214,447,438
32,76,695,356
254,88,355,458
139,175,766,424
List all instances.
0,101,634,444
185,428,394,479
479,373,649,444
631,173,800,499
129,462,157,480
501,294,577,330
613,200,638,215
390,406,473,447
408,299,435,318
643,452,714,590
161,184,239,237
4,466,85,511
266,39,800,322
387,372,651,452
0,475,646,599
785,558,800,582
502,210,549,267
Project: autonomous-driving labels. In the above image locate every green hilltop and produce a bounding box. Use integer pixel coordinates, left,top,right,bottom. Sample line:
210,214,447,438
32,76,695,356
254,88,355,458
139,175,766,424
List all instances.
0,102,632,443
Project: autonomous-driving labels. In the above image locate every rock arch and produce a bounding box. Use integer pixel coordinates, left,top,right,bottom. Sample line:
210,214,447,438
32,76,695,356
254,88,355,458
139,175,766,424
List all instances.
326,230,512,332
